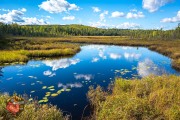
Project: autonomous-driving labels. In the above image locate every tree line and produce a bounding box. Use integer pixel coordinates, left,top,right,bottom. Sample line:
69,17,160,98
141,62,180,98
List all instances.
0,22,180,40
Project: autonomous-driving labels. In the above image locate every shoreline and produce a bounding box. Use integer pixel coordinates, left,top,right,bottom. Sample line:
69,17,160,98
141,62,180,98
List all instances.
1,36,180,71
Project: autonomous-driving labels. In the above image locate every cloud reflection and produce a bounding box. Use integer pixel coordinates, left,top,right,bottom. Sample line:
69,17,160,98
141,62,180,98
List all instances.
124,52,141,60
109,53,121,59
43,58,80,71
74,74,94,80
43,70,56,77
58,82,83,89
138,58,166,77
92,57,99,63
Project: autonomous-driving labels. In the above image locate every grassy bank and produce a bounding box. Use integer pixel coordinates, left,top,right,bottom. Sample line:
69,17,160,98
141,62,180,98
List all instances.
0,38,80,64
87,75,180,120
0,94,65,120
15,36,180,70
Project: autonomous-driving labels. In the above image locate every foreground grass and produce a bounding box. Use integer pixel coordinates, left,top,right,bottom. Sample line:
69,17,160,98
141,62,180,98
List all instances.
88,75,180,120
0,94,65,120
0,38,80,64
16,36,180,70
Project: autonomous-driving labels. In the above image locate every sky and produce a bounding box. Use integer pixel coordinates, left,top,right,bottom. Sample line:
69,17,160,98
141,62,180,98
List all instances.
0,0,180,29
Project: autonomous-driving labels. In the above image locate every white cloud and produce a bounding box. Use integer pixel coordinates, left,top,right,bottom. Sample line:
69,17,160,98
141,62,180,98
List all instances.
143,0,173,12
138,59,166,77
117,22,140,29
130,9,138,12
91,57,99,62
38,0,79,13
124,52,141,60
109,53,121,59
161,10,180,23
62,16,75,20
89,21,108,28
111,11,124,18
0,9,25,23
0,8,10,12
100,11,108,22
43,58,80,71
74,74,94,80
46,16,52,19
21,8,27,12
92,7,101,12
126,11,144,19
22,17,47,25
0,8,47,25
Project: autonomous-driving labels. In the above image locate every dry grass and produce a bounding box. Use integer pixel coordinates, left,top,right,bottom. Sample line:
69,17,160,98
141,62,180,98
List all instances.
87,75,180,120
0,94,65,120
0,38,80,64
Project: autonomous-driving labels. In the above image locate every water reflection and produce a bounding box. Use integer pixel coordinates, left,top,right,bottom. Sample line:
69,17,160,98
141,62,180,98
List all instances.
109,53,121,60
43,70,56,77
124,52,141,60
43,58,80,71
91,57,99,63
74,74,94,81
58,82,83,89
137,58,166,77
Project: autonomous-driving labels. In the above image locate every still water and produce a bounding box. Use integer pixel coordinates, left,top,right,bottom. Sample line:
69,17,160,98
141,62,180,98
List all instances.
0,45,179,119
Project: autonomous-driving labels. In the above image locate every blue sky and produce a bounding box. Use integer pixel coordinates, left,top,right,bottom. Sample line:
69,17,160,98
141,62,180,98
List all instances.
0,0,180,29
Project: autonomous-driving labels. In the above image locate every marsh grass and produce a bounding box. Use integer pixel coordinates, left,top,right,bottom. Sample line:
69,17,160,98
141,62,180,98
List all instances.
87,75,180,120
0,38,80,64
0,94,65,120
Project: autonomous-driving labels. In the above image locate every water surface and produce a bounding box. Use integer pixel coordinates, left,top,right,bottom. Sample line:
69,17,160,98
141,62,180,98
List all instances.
0,45,179,119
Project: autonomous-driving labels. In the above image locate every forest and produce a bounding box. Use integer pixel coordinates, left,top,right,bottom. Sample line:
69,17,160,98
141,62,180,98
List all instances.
0,22,180,40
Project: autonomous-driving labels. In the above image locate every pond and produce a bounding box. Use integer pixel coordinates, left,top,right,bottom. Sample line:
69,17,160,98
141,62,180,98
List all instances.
0,44,180,119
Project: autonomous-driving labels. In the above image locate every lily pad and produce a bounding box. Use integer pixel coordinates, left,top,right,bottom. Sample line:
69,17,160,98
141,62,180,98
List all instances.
45,94,50,97
57,90,62,94
43,97,48,100
51,93,58,97
43,99,48,103
31,83,35,85
29,98,33,101
42,86,47,89
49,89,55,91
30,91,35,93
66,89,71,92
46,92,51,94
38,100,45,103
48,86,54,89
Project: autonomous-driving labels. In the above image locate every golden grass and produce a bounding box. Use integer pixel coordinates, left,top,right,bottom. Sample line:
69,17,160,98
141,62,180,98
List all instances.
0,38,80,64
0,94,65,120
87,75,180,120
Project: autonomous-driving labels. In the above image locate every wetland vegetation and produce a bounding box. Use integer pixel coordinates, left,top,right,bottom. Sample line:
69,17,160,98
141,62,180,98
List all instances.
0,23,180,120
